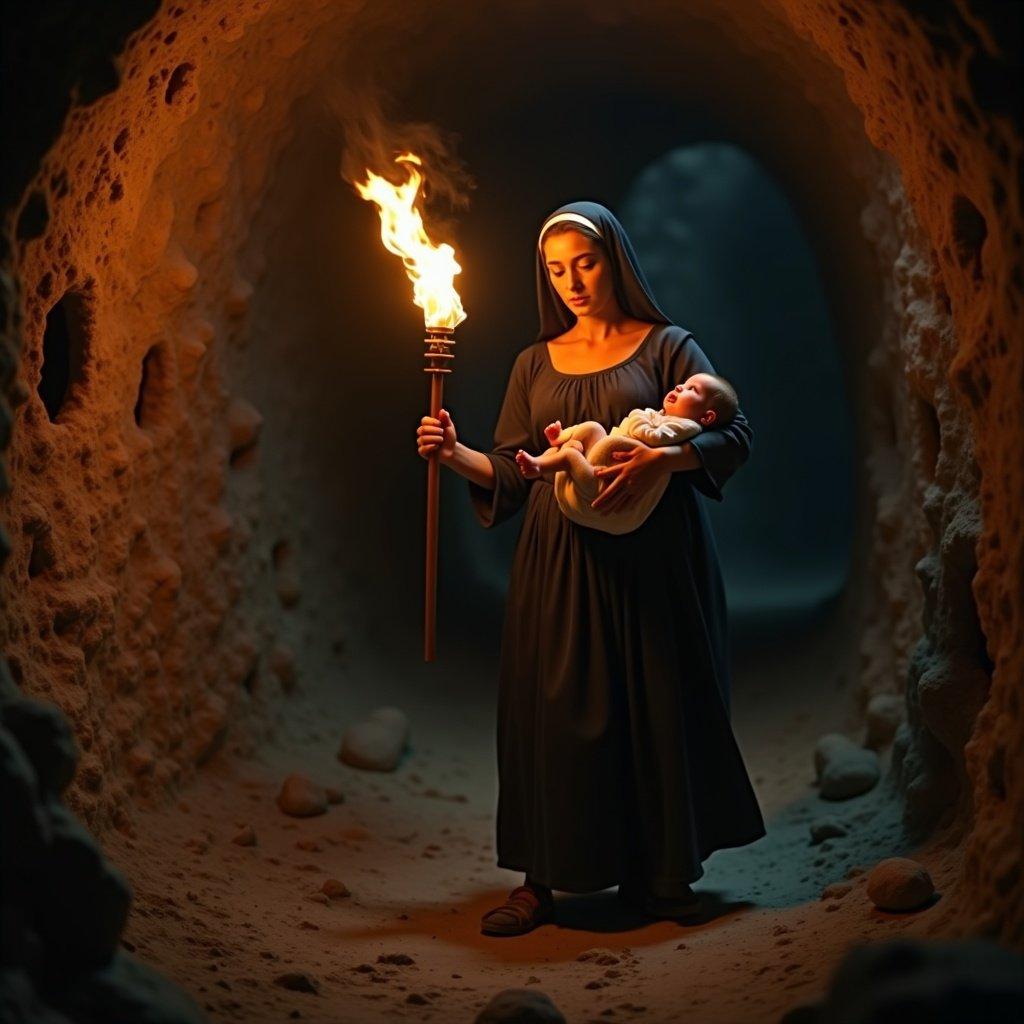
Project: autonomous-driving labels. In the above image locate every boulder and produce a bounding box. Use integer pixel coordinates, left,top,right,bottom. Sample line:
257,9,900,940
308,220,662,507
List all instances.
276,773,327,817
864,694,905,750
338,707,410,772
809,818,848,844
866,857,935,911
781,938,1024,1023
475,988,567,1023
814,733,880,800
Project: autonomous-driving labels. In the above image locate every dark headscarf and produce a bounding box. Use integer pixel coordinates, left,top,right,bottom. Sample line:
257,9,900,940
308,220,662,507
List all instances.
535,200,673,343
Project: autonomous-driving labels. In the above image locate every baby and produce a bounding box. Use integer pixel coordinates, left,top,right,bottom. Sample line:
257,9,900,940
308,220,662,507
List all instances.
514,372,739,535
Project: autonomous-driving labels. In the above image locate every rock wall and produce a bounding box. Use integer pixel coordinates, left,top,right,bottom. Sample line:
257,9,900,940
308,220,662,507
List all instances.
0,0,1020,947
776,0,1022,945
1,1,345,832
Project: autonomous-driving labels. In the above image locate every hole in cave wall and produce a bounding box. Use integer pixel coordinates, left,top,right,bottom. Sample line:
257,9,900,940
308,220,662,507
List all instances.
951,193,987,279
918,397,941,482
133,342,175,430
38,290,89,422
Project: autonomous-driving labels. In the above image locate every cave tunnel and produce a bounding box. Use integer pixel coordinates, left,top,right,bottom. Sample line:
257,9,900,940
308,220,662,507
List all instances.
1,2,1022,1022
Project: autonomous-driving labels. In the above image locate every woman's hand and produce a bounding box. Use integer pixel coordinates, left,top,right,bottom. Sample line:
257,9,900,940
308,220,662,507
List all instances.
591,446,669,514
417,408,458,461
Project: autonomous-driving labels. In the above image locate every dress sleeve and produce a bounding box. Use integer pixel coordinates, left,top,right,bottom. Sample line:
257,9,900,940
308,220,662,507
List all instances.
662,329,752,501
467,349,536,528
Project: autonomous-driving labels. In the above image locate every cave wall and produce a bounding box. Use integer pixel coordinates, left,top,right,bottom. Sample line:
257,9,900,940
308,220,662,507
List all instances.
775,0,1021,942
0,0,1020,943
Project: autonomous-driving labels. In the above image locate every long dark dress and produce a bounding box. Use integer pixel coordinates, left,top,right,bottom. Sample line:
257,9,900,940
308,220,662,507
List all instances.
468,323,766,896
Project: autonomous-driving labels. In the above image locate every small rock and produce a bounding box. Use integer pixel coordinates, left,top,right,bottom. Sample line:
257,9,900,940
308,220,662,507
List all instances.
814,733,852,779
866,858,936,911
377,952,414,966
369,706,410,745
809,818,848,845
231,824,256,847
273,972,319,994
814,733,880,800
577,948,612,962
338,708,410,772
406,993,430,1005
864,694,905,750
322,879,350,899
295,838,322,852
276,773,327,818
821,882,853,900
306,892,330,905
475,988,567,1023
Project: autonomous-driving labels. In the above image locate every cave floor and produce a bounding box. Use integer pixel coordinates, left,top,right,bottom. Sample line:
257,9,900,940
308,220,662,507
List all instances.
104,619,965,1024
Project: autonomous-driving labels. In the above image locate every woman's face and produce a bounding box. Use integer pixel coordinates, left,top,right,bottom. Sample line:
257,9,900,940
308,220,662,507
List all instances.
542,230,617,320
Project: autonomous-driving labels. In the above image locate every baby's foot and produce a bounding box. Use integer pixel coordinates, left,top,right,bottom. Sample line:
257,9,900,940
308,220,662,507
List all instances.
543,421,563,446
516,450,542,479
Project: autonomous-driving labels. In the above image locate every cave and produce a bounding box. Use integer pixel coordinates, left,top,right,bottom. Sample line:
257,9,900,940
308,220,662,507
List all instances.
1,2,1021,1022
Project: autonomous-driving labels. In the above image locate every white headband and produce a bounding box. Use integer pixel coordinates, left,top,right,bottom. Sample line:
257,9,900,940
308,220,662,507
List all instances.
538,212,603,250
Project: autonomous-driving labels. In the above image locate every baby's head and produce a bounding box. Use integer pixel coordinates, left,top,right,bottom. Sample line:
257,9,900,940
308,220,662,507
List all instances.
662,373,738,428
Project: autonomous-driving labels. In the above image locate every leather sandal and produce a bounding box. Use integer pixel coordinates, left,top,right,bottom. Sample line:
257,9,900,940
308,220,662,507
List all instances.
480,885,555,936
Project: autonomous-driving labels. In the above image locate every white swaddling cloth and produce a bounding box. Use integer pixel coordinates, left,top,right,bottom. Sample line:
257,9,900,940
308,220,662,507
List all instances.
552,408,702,535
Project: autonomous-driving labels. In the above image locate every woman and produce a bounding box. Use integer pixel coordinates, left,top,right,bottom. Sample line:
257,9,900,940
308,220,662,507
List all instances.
416,201,766,936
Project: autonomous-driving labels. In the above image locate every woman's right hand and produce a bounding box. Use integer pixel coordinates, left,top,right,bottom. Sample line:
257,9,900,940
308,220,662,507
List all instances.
417,408,458,461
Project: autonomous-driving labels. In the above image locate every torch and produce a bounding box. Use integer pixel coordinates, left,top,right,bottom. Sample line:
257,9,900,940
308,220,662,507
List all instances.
354,154,466,662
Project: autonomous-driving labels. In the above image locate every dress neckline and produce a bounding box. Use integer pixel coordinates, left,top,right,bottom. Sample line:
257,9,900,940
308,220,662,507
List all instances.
543,324,660,378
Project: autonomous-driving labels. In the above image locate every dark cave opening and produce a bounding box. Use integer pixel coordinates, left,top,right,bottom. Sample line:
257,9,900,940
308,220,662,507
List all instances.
38,289,88,423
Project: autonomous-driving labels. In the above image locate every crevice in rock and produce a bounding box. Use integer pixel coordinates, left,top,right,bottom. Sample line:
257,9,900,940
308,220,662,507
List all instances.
38,289,89,422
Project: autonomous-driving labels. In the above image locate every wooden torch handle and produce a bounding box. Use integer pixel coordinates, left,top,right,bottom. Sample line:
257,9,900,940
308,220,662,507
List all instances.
424,371,444,662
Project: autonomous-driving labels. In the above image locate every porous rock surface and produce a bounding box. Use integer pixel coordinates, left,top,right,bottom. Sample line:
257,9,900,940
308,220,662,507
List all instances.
0,666,204,1023
0,9,1019,1018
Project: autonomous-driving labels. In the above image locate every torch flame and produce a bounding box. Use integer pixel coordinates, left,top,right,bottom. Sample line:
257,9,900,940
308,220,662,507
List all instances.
355,153,467,330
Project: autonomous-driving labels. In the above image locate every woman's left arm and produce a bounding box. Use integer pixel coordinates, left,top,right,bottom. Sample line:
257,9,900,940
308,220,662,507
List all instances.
660,331,752,501
591,331,751,512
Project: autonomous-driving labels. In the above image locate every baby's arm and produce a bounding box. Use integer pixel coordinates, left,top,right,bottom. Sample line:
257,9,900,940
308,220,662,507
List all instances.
628,413,702,447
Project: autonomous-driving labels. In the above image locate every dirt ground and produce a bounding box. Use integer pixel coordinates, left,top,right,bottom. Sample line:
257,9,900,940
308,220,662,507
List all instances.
104,614,964,1024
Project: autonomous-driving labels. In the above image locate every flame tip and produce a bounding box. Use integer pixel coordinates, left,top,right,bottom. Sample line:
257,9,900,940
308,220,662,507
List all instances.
354,151,467,329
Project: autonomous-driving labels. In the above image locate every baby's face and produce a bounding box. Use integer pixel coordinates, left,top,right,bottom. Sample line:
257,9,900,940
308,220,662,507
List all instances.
663,374,717,421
